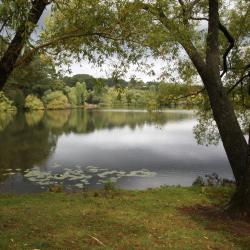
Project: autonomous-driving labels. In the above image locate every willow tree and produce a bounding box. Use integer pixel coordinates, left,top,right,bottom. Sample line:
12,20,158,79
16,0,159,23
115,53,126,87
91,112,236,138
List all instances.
1,0,249,214
121,0,249,214
0,0,121,90
45,0,250,214
0,0,52,90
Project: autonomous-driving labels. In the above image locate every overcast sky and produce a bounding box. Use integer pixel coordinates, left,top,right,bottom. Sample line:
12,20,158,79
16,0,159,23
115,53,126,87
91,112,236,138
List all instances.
34,4,170,82
66,59,169,82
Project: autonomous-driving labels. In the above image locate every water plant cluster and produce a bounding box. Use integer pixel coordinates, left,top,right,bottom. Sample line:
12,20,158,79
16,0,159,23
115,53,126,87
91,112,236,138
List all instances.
20,165,157,189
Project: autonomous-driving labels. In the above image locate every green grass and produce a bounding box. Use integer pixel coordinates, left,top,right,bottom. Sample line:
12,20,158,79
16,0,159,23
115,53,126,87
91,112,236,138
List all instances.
0,186,250,250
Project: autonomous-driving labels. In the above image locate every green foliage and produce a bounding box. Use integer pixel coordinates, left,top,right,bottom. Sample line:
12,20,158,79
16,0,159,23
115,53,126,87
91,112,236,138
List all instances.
75,82,86,105
65,82,86,107
103,179,116,192
42,91,70,110
193,110,220,146
0,111,16,132
0,91,17,112
192,173,235,187
5,54,58,98
3,89,25,109
25,95,45,110
66,86,78,107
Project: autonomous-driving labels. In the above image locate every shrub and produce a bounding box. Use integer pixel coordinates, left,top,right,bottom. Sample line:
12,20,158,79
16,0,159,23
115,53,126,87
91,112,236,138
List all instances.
25,95,45,110
75,82,86,105
104,179,115,191
0,91,17,112
42,91,70,110
67,87,78,107
192,173,235,187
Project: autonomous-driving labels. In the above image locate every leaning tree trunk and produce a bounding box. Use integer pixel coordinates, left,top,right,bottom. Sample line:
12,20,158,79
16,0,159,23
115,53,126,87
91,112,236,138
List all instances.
202,74,248,185
203,0,250,215
181,0,250,215
0,0,48,90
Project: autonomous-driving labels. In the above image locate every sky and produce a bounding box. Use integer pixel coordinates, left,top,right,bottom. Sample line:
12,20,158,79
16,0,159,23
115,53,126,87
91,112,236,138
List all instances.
34,4,172,82
65,58,168,82
34,2,207,83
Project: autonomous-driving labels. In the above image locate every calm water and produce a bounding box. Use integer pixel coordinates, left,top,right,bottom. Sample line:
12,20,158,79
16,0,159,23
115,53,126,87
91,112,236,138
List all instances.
0,109,233,193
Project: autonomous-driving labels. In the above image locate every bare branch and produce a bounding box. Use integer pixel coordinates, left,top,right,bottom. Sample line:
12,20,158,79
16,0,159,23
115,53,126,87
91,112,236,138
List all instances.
227,72,250,94
219,23,235,78
0,18,9,33
170,87,205,101
15,30,140,67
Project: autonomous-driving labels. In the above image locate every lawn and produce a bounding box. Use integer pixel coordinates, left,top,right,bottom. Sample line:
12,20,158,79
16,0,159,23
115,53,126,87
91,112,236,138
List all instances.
0,186,250,250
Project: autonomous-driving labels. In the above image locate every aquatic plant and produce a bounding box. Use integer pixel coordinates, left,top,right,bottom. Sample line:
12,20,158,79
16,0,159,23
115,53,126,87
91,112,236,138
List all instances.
23,165,157,190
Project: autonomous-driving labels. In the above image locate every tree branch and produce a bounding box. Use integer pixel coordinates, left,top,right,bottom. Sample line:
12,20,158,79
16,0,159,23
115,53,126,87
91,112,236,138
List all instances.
170,87,205,101
190,16,235,78
227,72,250,94
0,18,9,33
219,23,235,78
15,30,138,67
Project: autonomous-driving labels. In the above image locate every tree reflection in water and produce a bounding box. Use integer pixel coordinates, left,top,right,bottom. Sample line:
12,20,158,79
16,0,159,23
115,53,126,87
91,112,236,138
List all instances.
1,108,238,188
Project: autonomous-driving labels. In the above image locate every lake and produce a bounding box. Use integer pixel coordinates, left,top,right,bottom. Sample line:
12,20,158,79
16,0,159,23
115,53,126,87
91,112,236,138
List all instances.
0,109,233,193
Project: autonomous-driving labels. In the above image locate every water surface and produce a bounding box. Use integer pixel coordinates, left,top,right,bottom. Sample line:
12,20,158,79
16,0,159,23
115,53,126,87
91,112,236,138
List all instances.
0,109,232,193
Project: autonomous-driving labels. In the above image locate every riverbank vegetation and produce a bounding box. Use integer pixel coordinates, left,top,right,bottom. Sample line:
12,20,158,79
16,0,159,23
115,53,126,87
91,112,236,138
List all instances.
0,0,249,217
1,186,250,249
0,53,205,111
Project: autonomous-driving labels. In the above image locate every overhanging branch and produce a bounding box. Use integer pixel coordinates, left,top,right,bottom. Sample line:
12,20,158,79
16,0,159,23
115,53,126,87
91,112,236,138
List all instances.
227,72,250,94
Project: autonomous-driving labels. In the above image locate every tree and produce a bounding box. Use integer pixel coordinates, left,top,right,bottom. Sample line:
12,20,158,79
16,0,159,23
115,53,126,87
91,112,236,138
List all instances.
2,0,249,214
47,0,249,214
5,53,58,96
0,0,51,90
119,0,249,214
0,0,121,90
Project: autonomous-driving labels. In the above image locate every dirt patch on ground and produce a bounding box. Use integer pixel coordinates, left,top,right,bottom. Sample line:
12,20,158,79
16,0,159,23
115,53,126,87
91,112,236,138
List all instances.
179,204,250,237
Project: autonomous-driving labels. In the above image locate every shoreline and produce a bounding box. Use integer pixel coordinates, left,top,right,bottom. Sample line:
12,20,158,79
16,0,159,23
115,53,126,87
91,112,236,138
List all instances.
1,186,250,249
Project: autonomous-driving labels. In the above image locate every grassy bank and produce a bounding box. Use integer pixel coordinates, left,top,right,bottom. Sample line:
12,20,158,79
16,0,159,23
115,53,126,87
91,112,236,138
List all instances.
0,186,250,250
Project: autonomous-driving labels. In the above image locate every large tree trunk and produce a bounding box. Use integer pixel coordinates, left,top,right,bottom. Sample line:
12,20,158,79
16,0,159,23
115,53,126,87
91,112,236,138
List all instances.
0,0,48,90
203,0,249,214
202,73,248,185
181,0,249,215
181,0,248,186
229,129,250,215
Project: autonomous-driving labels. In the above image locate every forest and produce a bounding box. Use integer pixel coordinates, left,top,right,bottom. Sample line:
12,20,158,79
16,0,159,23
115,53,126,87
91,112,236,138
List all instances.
0,52,205,112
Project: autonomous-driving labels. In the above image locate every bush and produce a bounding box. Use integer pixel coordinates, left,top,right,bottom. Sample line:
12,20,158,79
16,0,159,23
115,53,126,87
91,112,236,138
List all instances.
65,82,86,107
104,179,115,191
192,173,235,187
42,91,70,110
25,95,45,110
67,87,78,107
0,91,17,112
